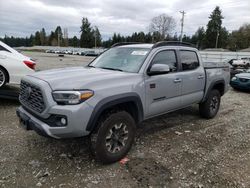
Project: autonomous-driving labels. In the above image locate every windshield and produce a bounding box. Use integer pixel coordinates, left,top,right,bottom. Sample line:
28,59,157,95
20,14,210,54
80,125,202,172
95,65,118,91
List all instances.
89,47,150,73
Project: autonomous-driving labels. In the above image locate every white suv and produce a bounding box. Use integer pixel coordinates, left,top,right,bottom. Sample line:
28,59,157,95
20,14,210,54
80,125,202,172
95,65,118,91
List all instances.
0,41,36,88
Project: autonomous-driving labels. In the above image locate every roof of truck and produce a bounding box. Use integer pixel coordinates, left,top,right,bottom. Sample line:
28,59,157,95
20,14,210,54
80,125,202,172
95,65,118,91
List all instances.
113,41,197,50
118,44,154,48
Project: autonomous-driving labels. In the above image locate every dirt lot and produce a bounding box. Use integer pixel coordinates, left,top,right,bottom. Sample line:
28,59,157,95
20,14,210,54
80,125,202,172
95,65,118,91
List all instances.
0,52,250,188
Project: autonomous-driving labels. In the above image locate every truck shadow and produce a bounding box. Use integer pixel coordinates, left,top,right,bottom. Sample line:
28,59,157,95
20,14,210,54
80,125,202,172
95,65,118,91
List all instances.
136,105,200,138
0,98,19,105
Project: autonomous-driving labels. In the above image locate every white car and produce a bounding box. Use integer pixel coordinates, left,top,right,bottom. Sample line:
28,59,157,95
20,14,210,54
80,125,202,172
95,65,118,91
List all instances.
232,58,250,67
0,41,36,88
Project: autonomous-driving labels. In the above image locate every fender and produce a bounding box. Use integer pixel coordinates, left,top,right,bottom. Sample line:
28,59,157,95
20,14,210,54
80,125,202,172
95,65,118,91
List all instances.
86,92,144,132
202,79,225,102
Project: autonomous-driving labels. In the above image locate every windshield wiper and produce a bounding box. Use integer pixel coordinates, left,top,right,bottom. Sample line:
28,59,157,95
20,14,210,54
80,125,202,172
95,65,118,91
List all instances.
87,65,95,68
99,67,123,72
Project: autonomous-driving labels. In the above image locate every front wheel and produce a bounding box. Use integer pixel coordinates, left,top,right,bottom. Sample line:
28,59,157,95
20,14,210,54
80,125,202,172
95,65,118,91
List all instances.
0,67,7,88
199,90,221,119
90,111,136,164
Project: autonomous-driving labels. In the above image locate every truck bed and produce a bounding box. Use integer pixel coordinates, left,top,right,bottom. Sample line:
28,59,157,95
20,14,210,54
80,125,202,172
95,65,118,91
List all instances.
203,61,229,69
202,61,230,101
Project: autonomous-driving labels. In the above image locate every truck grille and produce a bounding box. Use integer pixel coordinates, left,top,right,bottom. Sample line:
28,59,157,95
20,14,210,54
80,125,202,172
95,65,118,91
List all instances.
19,81,46,113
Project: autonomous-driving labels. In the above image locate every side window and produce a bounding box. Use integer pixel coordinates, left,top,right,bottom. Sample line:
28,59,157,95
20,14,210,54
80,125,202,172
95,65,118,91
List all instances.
0,45,11,53
151,50,177,72
180,51,199,71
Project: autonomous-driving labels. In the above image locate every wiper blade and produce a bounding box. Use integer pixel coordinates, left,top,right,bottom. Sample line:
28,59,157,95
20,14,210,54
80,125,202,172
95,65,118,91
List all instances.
87,65,95,68
99,67,123,72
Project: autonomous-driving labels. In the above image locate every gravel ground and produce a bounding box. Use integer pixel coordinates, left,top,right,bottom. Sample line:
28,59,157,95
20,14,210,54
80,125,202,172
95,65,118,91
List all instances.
0,52,250,187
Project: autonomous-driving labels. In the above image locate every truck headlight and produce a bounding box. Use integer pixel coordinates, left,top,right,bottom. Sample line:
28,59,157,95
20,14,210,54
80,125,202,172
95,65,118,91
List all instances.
231,76,237,81
52,90,94,105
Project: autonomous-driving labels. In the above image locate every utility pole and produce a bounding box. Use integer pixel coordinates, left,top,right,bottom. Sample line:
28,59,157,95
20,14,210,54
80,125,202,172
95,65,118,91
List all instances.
215,30,219,48
180,11,186,42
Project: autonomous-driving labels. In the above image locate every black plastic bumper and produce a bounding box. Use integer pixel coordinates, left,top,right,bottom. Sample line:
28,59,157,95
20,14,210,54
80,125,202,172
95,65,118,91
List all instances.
16,108,50,138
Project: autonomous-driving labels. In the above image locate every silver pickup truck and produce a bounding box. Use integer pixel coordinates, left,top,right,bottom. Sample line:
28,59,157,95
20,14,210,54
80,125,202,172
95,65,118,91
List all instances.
16,42,230,163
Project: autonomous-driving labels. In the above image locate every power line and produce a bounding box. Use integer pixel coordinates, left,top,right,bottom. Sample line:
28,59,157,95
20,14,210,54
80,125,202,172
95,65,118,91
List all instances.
180,11,186,42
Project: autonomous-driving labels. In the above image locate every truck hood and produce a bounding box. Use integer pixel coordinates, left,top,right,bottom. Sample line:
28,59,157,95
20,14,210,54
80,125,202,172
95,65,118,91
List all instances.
28,67,139,90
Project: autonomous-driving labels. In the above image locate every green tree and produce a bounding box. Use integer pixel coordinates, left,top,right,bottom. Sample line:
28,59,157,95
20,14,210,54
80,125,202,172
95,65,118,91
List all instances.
48,31,57,46
34,31,41,45
93,26,102,47
55,26,62,46
40,28,46,45
228,24,250,50
80,18,94,48
151,31,162,42
192,27,206,49
71,36,79,47
205,6,224,48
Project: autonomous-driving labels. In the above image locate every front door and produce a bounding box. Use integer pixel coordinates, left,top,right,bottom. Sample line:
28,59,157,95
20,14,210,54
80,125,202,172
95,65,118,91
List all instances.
145,50,182,118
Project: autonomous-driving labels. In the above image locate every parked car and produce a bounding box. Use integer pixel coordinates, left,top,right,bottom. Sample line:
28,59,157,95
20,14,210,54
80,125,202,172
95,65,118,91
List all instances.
16,42,230,164
226,58,238,65
54,50,61,54
230,69,250,90
80,51,86,56
230,67,245,78
0,41,36,88
63,50,73,55
72,51,80,55
45,49,54,53
232,58,250,67
84,50,98,57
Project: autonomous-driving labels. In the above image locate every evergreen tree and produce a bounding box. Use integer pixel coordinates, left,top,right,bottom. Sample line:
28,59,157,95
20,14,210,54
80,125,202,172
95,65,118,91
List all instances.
34,31,41,45
93,27,102,47
205,6,224,48
80,18,94,48
40,28,46,46
71,36,79,47
55,26,62,46
228,24,250,50
193,27,206,49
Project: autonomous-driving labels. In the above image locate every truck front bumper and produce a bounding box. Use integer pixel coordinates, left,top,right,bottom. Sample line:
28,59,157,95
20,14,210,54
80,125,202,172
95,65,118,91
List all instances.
16,104,93,139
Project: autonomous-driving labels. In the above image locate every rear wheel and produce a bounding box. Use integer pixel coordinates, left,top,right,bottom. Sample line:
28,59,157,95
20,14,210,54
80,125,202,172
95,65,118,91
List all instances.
199,90,221,119
0,67,7,88
90,111,136,164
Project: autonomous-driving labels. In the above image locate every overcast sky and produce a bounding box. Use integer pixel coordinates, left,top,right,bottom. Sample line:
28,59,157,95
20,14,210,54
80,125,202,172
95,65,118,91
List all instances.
0,0,249,40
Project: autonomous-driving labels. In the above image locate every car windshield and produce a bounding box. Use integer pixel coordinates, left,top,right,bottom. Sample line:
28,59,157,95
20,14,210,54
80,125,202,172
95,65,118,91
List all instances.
89,47,150,73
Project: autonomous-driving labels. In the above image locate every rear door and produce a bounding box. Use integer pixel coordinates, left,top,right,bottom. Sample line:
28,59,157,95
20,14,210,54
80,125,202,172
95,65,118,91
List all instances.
178,50,205,106
145,50,182,117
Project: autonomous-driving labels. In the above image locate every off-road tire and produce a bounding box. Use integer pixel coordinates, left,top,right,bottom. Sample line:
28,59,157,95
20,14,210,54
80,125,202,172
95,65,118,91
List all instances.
199,89,221,119
90,111,136,164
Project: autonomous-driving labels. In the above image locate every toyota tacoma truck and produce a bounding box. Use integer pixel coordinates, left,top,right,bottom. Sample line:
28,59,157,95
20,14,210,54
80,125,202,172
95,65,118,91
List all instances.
16,42,230,164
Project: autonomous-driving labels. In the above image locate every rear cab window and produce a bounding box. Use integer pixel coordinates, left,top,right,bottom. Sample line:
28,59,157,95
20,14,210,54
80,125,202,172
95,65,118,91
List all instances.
180,50,199,71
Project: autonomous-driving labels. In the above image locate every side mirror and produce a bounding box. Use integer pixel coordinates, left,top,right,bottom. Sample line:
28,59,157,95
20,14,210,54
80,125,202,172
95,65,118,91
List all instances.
148,64,170,76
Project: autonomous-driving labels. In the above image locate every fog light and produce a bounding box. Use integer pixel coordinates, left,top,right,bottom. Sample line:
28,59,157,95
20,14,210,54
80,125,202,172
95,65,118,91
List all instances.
61,118,67,125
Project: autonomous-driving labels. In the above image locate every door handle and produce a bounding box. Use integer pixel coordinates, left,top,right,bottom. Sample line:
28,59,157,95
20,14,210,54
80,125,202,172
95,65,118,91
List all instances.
198,75,204,79
174,78,182,83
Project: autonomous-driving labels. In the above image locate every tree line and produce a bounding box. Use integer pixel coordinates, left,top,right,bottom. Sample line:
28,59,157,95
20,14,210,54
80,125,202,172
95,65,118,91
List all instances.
1,6,250,50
